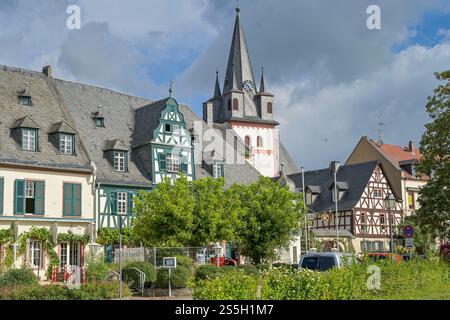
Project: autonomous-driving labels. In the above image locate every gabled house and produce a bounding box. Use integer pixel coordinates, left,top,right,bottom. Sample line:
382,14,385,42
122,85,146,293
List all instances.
346,136,428,217
284,161,403,254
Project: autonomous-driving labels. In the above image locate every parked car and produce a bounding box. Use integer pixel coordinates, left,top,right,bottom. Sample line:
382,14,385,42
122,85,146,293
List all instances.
365,252,402,263
298,252,357,272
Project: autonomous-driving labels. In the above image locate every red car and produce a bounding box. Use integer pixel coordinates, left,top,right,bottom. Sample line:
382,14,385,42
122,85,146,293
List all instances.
210,257,237,266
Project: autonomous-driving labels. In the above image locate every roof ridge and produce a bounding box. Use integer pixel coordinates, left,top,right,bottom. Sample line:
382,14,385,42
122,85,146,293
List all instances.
0,64,44,77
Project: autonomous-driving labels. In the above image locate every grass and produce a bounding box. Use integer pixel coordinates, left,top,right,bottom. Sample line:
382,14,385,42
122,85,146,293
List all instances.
375,284,450,300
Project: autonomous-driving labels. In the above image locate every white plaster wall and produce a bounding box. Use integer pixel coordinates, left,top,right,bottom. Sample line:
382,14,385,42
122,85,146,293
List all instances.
0,166,93,219
231,124,279,177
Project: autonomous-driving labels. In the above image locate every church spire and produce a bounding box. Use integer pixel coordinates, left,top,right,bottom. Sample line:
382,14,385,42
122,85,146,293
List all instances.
223,4,255,93
214,71,221,97
259,67,266,93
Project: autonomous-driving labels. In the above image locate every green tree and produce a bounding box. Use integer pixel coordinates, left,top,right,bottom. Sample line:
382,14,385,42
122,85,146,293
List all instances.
190,177,237,246
132,175,195,246
415,71,450,242
230,177,304,264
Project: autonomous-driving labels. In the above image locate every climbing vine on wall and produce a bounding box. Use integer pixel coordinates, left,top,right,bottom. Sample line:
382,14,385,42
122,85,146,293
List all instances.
18,227,59,278
57,231,90,244
0,226,15,268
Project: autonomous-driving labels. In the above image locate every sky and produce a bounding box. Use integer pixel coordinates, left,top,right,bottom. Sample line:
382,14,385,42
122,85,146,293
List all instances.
1,0,450,170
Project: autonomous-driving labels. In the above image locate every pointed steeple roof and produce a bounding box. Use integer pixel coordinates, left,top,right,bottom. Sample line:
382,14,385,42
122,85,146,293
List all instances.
223,6,256,92
259,67,266,93
214,71,221,97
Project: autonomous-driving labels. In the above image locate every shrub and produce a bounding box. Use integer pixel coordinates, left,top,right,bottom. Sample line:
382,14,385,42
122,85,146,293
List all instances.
85,254,113,282
175,255,195,274
193,269,259,300
195,265,230,283
237,264,261,276
0,282,131,300
123,261,157,288
0,267,38,287
155,266,192,289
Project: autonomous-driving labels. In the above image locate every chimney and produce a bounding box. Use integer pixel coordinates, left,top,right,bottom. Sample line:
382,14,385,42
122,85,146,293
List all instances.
330,161,340,175
408,141,414,152
42,65,52,77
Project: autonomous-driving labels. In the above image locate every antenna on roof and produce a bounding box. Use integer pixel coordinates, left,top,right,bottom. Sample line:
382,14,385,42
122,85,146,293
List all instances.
373,113,385,145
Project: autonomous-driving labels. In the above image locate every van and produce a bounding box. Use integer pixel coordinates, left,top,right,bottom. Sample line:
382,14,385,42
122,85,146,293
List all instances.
298,252,356,272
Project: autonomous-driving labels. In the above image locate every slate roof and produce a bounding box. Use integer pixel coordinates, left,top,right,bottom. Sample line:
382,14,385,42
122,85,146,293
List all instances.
52,78,154,186
2,64,297,188
287,161,379,213
0,65,90,171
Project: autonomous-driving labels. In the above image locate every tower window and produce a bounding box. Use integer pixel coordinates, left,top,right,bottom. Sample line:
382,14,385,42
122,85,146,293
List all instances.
245,136,251,147
165,124,172,133
233,98,239,111
267,102,273,114
257,136,264,148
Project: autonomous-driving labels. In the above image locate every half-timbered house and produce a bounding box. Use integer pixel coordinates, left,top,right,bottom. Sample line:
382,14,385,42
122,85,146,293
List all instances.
286,161,403,254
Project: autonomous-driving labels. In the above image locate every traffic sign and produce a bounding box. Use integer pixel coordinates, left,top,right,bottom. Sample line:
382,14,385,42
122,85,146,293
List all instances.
403,225,414,238
405,238,414,249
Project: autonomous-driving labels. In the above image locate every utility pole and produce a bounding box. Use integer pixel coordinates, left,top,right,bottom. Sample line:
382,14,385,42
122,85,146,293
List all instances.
119,217,123,300
301,166,308,252
334,165,339,252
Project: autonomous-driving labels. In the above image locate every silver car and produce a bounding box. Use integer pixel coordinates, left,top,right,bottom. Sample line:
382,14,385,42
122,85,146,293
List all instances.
298,252,357,271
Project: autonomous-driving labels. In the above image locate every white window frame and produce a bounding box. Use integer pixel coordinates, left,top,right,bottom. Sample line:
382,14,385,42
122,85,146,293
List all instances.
117,192,127,215
25,181,35,198
60,134,73,155
114,151,125,172
373,189,382,198
213,163,222,179
167,154,180,173
22,129,36,151
29,240,42,268
60,242,68,269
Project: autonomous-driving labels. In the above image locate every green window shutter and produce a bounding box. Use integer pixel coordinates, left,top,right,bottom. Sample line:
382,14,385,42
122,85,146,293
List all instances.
35,129,40,152
14,179,25,215
181,163,188,174
34,181,45,215
0,178,4,215
63,183,72,216
128,192,134,215
110,191,118,215
73,184,82,216
125,152,129,173
159,153,167,171
221,163,225,178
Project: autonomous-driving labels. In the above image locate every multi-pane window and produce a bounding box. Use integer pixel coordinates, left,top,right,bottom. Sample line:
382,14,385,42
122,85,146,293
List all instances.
167,154,180,172
25,181,34,198
22,129,36,151
114,152,125,172
30,241,42,268
19,95,32,106
373,189,382,198
60,134,74,155
213,163,222,179
60,242,68,268
117,192,127,214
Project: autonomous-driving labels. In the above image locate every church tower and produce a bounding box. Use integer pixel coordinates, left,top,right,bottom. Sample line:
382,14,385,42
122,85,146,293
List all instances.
203,5,280,177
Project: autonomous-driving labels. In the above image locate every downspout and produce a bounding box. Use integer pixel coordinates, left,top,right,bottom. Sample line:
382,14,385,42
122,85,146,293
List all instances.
90,161,98,244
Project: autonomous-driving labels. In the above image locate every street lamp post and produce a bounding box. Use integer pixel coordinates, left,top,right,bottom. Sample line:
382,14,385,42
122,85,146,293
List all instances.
334,168,339,253
384,194,397,260
301,167,308,253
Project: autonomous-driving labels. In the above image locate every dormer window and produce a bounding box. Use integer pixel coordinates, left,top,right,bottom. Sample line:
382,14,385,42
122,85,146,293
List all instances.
60,134,74,155
114,151,126,172
305,186,321,205
22,129,37,151
95,117,105,127
332,189,346,202
19,95,32,106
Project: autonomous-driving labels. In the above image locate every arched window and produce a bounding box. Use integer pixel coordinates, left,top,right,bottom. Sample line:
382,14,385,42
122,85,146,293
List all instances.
267,102,273,114
245,136,251,147
233,98,239,111
257,136,263,148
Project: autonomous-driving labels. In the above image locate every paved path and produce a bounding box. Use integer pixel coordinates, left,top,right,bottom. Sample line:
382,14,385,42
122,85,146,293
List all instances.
130,296,193,300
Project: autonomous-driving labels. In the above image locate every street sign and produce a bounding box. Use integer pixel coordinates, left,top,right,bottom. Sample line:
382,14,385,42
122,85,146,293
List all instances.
405,238,414,249
403,225,414,238
163,257,177,268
